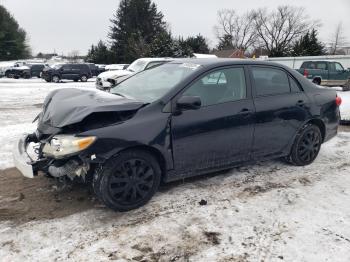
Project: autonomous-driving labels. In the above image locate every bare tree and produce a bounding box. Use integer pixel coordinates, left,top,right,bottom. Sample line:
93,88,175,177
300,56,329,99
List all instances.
214,9,257,52
252,6,316,57
68,50,80,62
330,22,348,55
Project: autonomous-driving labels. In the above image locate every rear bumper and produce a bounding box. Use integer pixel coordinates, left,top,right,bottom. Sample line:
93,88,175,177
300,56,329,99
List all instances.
12,134,36,178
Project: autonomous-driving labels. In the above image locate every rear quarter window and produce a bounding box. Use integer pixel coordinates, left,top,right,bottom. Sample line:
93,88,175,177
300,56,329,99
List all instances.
251,67,290,96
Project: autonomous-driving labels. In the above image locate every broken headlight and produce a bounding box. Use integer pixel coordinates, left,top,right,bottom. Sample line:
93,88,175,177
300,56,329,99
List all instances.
43,135,96,158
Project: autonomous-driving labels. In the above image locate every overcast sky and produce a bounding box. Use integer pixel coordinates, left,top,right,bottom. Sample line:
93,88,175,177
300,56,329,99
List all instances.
1,0,350,55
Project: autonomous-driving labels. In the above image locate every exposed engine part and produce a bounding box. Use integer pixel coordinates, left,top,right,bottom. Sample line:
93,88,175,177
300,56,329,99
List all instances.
48,160,89,180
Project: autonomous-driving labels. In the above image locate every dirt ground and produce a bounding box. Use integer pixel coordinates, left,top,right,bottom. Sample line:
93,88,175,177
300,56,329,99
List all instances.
0,168,98,223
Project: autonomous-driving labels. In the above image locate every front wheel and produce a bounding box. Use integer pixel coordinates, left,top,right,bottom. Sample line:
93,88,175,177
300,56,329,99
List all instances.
51,75,60,83
80,75,88,82
93,150,161,211
286,124,322,166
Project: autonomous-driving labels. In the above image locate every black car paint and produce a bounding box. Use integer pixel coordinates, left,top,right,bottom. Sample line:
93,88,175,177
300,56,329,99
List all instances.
5,64,45,78
33,59,339,182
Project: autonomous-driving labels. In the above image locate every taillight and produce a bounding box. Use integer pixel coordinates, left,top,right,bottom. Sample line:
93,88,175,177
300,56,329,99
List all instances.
336,95,342,106
303,69,309,77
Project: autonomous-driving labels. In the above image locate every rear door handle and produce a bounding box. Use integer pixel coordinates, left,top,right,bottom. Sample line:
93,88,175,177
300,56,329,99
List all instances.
296,100,305,106
239,108,253,117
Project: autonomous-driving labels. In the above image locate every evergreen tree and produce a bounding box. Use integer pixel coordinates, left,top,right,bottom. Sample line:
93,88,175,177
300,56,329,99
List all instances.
217,34,234,50
148,30,175,57
292,29,326,56
0,5,31,60
184,34,210,54
109,0,168,63
86,41,113,64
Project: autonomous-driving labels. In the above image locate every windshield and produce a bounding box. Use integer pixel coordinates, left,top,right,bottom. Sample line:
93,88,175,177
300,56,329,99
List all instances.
110,63,201,103
127,60,147,73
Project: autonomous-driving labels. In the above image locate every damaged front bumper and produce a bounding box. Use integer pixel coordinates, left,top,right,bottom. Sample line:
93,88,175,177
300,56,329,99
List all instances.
12,134,37,178
13,133,91,180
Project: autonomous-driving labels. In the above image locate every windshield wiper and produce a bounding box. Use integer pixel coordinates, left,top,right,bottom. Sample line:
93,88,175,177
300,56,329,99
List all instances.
112,92,126,98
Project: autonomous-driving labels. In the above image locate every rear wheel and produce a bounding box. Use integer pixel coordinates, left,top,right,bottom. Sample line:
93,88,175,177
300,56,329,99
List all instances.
93,150,161,211
51,75,60,83
342,80,350,91
80,75,88,82
286,124,322,166
312,78,321,86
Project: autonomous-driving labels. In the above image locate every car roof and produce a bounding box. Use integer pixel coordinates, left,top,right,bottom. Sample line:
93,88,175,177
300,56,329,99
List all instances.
167,58,290,69
136,57,173,62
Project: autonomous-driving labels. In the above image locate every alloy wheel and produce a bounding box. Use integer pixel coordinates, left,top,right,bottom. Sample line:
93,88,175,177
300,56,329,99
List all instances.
108,159,156,205
297,129,321,162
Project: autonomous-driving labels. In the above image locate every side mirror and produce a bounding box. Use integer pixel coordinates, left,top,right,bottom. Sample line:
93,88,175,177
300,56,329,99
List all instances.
176,96,201,111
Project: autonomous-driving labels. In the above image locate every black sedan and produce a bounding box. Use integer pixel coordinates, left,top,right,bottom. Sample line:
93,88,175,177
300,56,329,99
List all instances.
13,59,341,211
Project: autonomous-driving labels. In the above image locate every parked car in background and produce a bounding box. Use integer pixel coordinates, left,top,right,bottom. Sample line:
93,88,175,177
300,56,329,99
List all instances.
86,63,100,77
4,63,47,79
41,63,92,83
105,64,129,71
2,61,27,78
297,61,350,91
30,64,47,78
5,65,31,78
14,59,340,211
96,58,172,90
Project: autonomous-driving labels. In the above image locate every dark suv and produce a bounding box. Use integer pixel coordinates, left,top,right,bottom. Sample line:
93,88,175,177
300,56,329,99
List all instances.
42,63,92,83
5,63,46,79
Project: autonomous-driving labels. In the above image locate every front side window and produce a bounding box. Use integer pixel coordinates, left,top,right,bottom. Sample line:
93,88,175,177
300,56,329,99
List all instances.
335,63,344,71
61,64,71,70
183,67,246,107
252,67,290,96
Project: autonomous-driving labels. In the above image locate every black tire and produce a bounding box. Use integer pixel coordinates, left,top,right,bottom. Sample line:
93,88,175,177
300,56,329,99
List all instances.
5,71,12,78
51,75,60,83
80,75,88,82
312,78,321,86
93,150,161,211
73,79,78,82
13,75,19,79
342,80,350,91
286,124,322,166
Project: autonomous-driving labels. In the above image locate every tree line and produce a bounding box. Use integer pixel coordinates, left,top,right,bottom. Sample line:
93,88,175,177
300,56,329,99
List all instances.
0,1,348,62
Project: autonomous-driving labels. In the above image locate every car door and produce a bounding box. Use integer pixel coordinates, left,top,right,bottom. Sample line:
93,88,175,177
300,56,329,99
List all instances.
250,66,309,160
61,64,73,79
328,62,346,85
171,66,255,175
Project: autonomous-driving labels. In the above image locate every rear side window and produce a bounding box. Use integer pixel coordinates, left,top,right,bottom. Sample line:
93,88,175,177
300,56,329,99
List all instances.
316,62,327,70
289,77,301,93
251,67,290,96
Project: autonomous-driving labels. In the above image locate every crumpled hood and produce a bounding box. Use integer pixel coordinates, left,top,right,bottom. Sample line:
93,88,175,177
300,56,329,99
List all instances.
38,88,145,128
